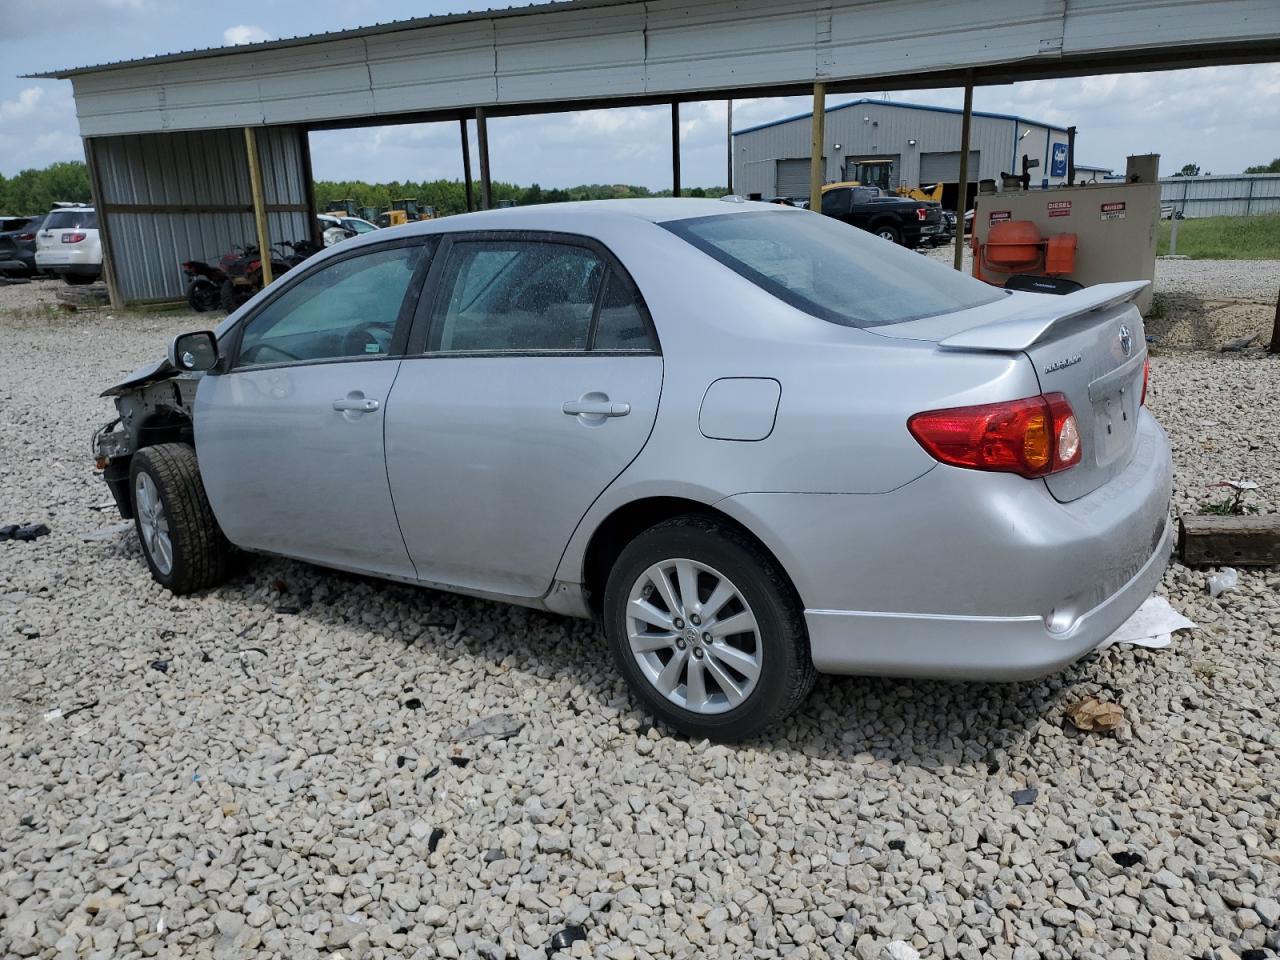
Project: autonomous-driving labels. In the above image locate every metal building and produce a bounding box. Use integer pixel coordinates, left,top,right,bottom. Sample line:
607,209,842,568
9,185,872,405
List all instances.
26,0,1280,305
733,99,1073,199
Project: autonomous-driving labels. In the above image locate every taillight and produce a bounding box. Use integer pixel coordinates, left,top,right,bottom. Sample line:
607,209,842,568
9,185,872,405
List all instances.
1140,356,1150,406
916,207,929,221
16,232,34,241
908,393,1081,478
61,232,87,244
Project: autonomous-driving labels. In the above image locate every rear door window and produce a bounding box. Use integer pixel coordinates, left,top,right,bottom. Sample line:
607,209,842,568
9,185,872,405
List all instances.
429,240,605,352
820,189,851,216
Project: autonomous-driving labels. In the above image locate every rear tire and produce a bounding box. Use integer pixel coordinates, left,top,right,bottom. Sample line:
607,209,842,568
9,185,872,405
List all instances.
872,223,902,245
64,273,95,285
218,279,247,313
603,515,815,741
129,444,231,595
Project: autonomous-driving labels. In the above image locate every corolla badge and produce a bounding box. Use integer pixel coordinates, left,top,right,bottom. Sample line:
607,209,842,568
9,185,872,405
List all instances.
1118,323,1133,357
1044,354,1082,374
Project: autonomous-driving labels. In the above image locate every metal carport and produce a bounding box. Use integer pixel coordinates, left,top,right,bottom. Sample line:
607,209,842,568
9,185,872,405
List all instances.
26,0,1280,306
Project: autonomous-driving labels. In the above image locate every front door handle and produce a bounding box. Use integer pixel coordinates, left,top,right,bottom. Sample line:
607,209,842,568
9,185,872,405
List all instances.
333,394,380,413
563,399,630,418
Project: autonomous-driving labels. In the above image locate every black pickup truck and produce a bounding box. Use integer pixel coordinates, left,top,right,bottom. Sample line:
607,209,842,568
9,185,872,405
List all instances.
819,185,943,248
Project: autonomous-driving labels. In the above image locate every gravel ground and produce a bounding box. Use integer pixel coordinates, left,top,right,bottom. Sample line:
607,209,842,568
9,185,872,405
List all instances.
1,304,1278,960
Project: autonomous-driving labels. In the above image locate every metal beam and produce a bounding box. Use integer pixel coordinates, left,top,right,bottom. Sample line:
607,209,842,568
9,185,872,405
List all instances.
476,107,492,210
726,99,733,193
460,118,475,213
82,137,122,309
244,127,272,286
953,78,973,272
809,82,826,212
298,129,323,250
671,102,681,197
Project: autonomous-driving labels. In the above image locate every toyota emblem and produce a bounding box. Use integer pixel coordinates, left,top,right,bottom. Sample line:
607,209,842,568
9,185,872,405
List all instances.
1118,323,1133,357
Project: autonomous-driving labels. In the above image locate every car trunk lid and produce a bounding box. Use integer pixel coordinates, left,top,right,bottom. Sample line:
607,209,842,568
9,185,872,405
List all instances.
870,281,1149,502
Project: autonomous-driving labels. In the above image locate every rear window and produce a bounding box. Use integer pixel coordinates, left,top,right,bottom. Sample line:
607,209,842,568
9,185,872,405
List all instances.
664,210,1002,328
44,209,97,230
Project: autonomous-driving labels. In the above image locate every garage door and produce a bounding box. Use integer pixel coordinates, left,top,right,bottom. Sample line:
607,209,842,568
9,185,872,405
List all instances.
775,158,822,199
919,151,980,184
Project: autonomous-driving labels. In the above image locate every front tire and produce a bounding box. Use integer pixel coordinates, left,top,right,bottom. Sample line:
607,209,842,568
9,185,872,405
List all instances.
603,515,815,741
130,444,231,594
188,277,219,312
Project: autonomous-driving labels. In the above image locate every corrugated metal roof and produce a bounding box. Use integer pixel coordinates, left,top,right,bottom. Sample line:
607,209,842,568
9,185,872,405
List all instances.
25,0,629,79
733,98,1069,137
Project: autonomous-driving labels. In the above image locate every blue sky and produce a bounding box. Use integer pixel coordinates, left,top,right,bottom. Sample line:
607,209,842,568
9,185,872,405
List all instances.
2,0,1278,188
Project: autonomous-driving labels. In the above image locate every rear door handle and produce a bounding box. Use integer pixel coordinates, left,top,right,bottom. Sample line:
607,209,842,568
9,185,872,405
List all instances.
333,395,380,413
562,399,630,418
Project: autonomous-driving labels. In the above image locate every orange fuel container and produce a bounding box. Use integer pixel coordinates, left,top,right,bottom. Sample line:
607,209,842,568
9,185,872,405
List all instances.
1045,233,1078,275
985,221,1043,272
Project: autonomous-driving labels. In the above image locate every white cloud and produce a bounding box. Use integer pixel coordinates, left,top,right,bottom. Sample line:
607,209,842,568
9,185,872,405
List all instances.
0,87,48,123
223,24,272,45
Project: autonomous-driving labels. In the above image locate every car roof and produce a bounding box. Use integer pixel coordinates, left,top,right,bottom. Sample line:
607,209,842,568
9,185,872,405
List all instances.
387,197,800,238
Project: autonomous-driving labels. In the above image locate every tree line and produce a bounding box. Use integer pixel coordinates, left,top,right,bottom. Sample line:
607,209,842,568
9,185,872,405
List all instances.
1,161,725,218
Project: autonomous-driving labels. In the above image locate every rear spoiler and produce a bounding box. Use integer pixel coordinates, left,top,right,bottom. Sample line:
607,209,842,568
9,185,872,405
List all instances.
938,280,1148,352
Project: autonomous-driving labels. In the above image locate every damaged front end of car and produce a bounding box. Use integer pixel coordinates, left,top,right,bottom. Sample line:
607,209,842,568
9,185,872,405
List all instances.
92,332,220,518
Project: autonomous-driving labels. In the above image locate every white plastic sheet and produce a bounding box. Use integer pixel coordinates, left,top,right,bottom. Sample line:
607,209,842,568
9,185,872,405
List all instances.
1097,595,1196,651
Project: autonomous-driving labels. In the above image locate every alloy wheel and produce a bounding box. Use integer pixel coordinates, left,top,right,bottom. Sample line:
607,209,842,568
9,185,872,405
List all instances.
134,472,174,575
625,558,762,715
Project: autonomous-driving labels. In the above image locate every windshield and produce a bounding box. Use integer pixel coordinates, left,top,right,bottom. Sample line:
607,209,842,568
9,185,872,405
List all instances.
664,210,1002,327
44,209,97,230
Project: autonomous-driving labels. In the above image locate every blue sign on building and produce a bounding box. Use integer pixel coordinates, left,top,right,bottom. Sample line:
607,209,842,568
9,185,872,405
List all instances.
1051,142,1069,178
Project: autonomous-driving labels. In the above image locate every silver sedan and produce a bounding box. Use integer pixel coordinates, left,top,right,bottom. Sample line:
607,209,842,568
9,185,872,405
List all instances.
96,199,1172,740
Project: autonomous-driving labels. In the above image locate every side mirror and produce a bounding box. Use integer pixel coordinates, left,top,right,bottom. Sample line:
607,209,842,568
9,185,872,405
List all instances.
168,331,219,372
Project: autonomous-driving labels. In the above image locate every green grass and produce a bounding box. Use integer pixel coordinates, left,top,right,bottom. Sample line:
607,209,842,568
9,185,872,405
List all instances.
1157,212,1280,259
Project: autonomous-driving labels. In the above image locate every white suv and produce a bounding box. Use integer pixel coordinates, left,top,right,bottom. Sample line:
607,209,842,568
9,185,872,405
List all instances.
36,205,102,284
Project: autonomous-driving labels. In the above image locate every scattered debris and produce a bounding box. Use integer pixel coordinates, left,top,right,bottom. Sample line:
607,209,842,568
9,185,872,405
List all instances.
82,522,131,542
396,755,411,769
403,697,423,711
424,766,439,780
427,828,445,853
1111,850,1143,868
149,659,170,673
1208,567,1239,598
1198,480,1259,516
43,699,98,722
273,605,301,615
887,838,905,851
482,848,505,863
1097,596,1196,651
1,523,51,542
1011,788,1039,806
1065,697,1125,734
237,646,268,677
1219,333,1259,352
449,756,470,769
450,713,524,742
545,925,587,956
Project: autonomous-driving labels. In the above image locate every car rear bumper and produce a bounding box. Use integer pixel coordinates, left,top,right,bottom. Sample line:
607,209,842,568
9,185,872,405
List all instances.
37,260,100,277
719,410,1173,680
804,515,1171,679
